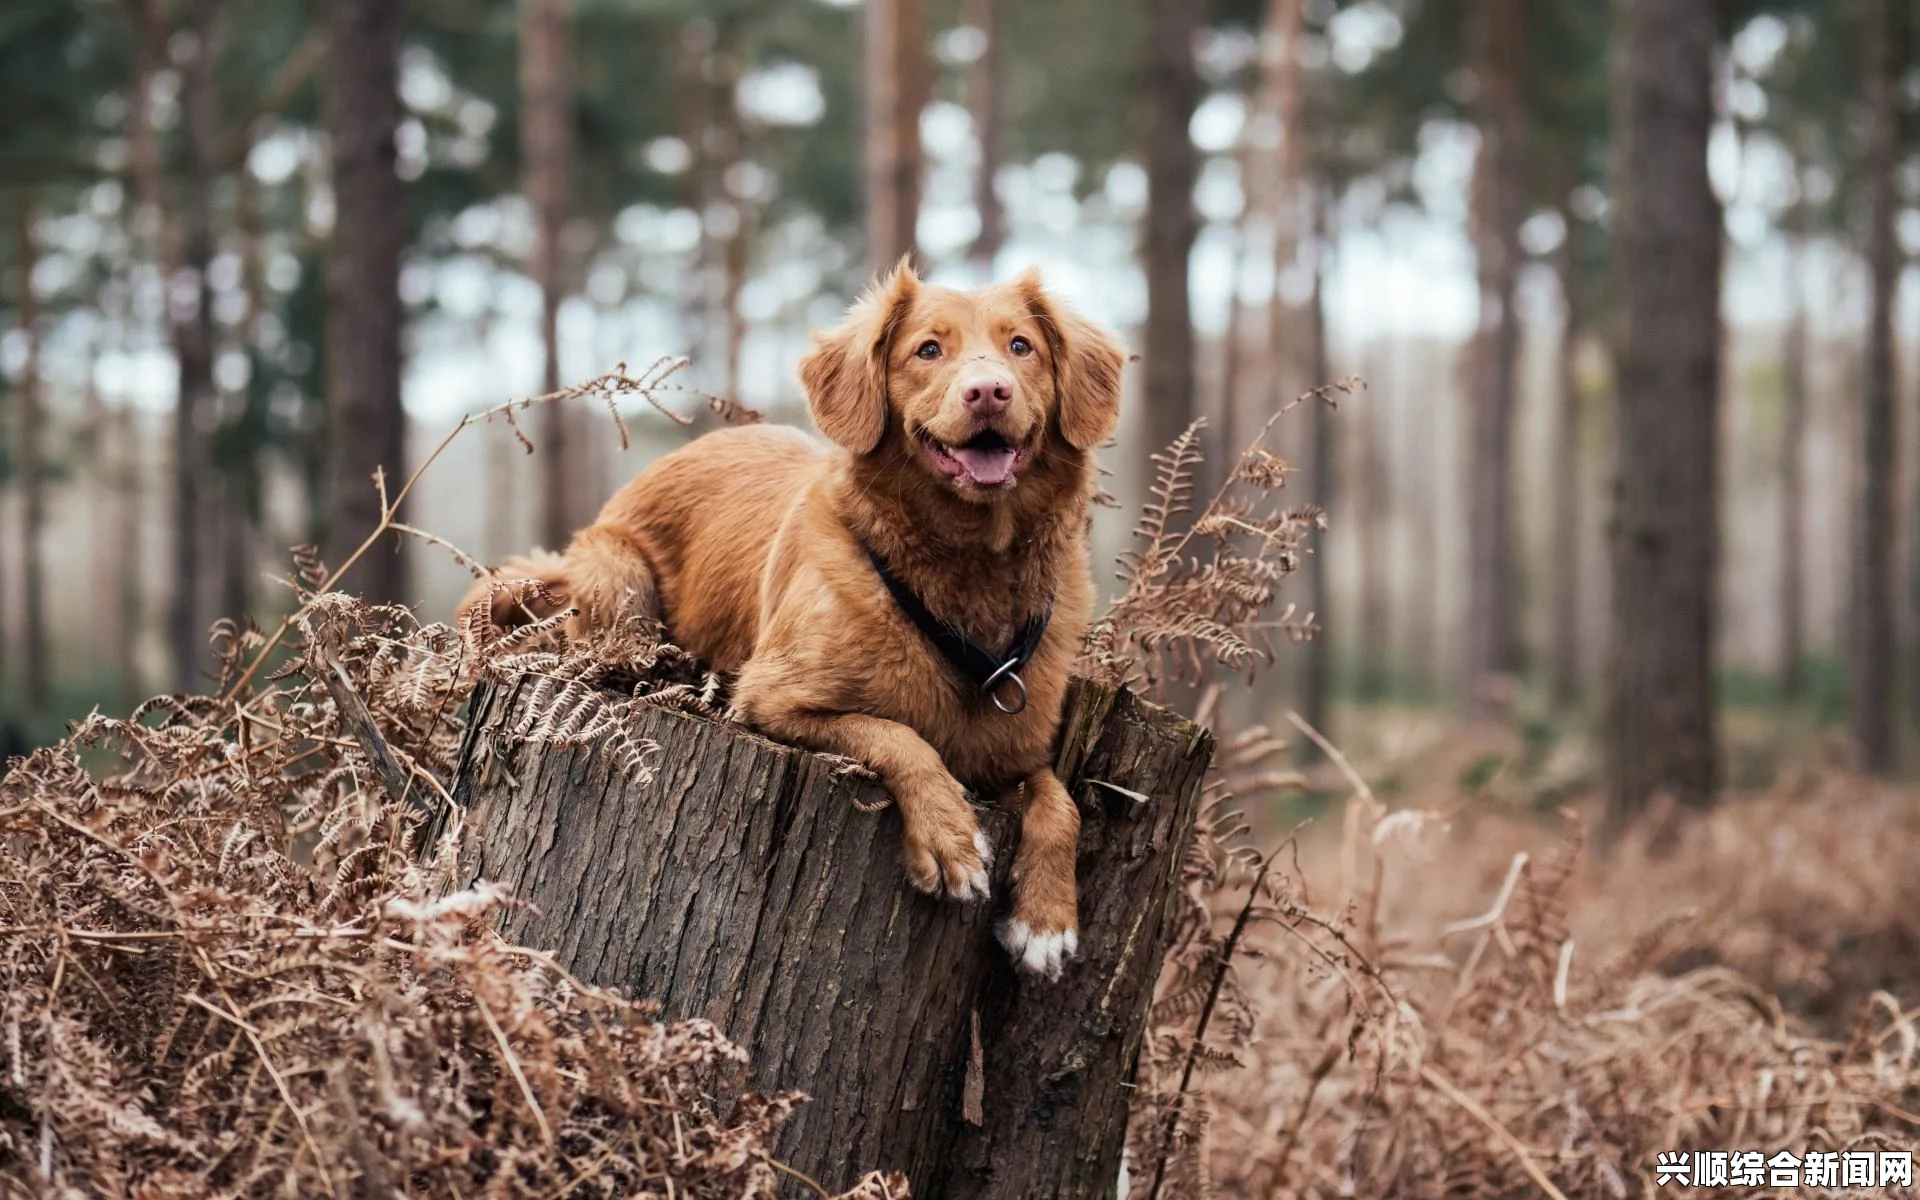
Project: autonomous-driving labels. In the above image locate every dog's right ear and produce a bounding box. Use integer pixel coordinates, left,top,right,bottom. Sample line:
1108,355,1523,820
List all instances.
799,258,919,454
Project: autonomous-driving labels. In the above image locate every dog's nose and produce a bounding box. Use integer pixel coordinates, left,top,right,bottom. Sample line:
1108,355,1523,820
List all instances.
962,374,1013,416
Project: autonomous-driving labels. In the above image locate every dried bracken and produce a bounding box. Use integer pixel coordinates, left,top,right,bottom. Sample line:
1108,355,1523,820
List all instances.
1125,707,1920,1200
0,577,896,1199
0,370,863,1200
1077,391,1344,696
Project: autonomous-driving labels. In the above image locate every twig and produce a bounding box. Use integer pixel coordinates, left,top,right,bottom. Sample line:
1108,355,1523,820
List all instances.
1145,844,1278,1200
185,992,339,1198
222,362,684,702
1284,710,1374,806
1419,1064,1570,1200
477,993,555,1148
305,621,428,821
763,1155,833,1199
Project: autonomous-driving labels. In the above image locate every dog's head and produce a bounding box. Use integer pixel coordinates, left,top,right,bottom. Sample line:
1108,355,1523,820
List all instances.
798,261,1127,503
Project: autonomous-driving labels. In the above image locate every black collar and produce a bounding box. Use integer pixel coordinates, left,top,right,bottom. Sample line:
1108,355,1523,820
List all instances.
862,541,1052,715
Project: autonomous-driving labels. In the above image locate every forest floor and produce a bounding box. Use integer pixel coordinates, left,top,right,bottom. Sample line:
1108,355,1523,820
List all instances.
1162,696,1920,1197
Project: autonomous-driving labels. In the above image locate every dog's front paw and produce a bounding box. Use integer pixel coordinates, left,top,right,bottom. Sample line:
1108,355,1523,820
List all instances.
901,789,992,903
996,916,1078,981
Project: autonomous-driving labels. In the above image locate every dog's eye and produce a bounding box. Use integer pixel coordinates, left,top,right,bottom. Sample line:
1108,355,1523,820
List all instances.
1010,336,1033,357
915,340,941,360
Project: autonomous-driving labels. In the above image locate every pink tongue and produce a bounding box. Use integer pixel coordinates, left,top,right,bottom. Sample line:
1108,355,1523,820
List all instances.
953,446,1017,485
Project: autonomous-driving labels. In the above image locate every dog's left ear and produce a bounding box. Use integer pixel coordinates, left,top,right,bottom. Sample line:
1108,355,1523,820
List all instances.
1018,270,1127,450
799,259,920,454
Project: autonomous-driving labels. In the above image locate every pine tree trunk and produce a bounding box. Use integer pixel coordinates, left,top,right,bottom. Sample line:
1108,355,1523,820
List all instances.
1549,250,1584,711
113,406,145,709
1140,0,1201,469
1853,0,1902,773
221,163,269,627
324,0,409,603
1463,0,1525,720
522,0,576,549
13,193,47,713
866,0,927,273
1603,0,1721,841
1780,200,1808,703
966,0,1002,272
447,675,1210,1199
1355,347,1390,701
169,0,221,691
1222,0,1302,483
1299,186,1334,745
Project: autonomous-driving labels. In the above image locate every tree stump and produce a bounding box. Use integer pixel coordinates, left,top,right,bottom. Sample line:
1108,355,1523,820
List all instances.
448,676,1211,1199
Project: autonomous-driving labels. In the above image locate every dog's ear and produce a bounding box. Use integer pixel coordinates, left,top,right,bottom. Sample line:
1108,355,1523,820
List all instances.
1018,270,1127,450
799,258,920,454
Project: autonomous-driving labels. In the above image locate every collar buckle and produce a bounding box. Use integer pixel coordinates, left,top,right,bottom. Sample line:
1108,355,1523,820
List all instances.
982,658,1029,715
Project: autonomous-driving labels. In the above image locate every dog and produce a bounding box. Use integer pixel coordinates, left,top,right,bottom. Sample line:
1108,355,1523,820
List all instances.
460,262,1127,979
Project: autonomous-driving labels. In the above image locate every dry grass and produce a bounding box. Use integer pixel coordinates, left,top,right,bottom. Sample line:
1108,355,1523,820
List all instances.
4,373,1914,1198
1126,723,1920,1199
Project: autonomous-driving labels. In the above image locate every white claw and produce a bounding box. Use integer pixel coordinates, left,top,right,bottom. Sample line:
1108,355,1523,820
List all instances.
974,830,995,870
997,919,1079,981
957,865,991,902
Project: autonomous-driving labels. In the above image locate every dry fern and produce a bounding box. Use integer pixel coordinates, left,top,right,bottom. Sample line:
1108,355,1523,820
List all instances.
1078,395,1343,697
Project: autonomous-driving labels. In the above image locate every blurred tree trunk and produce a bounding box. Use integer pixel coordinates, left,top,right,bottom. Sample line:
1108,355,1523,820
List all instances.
1355,345,1390,700
1603,0,1721,841
113,407,144,707
966,0,1002,272
1780,192,1808,702
1225,0,1303,464
1463,0,1525,720
865,0,926,273
522,0,575,548
92,277,140,707
1299,185,1333,744
13,192,47,713
1549,245,1584,711
1140,0,1200,466
220,163,269,626
1855,0,1903,771
170,0,221,690
324,0,409,603
710,46,750,406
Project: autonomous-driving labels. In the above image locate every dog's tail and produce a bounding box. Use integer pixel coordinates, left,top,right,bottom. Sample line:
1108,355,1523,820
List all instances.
455,549,572,631
456,528,660,638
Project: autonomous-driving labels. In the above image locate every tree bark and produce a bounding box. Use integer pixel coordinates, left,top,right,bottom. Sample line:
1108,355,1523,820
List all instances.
1853,0,1902,773
1549,248,1584,711
522,0,577,549
966,0,1002,273
1463,0,1526,721
865,0,927,273
324,0,409,603
13,193,47,713
449,675,1211,1199
1780,196,1808,703
1603,0,1721,841
1139,0,1201,472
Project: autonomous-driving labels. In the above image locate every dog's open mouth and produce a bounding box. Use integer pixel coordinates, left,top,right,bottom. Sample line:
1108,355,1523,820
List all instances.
924,429,1027,488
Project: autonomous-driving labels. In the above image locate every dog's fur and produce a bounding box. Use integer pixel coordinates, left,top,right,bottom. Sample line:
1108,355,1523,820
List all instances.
459,263,1127,978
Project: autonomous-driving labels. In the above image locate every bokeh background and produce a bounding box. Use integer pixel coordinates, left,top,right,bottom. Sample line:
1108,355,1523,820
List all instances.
0,0,1913,811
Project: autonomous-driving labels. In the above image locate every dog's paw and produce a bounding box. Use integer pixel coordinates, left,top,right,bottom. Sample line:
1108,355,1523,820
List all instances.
904,820,992,903
996,918,1079,981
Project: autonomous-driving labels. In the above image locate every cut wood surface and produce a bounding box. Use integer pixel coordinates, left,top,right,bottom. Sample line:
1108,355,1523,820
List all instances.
450,675,1212,1198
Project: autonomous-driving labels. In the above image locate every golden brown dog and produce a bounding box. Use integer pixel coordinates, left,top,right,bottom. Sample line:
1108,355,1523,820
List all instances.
461,262,1126,978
